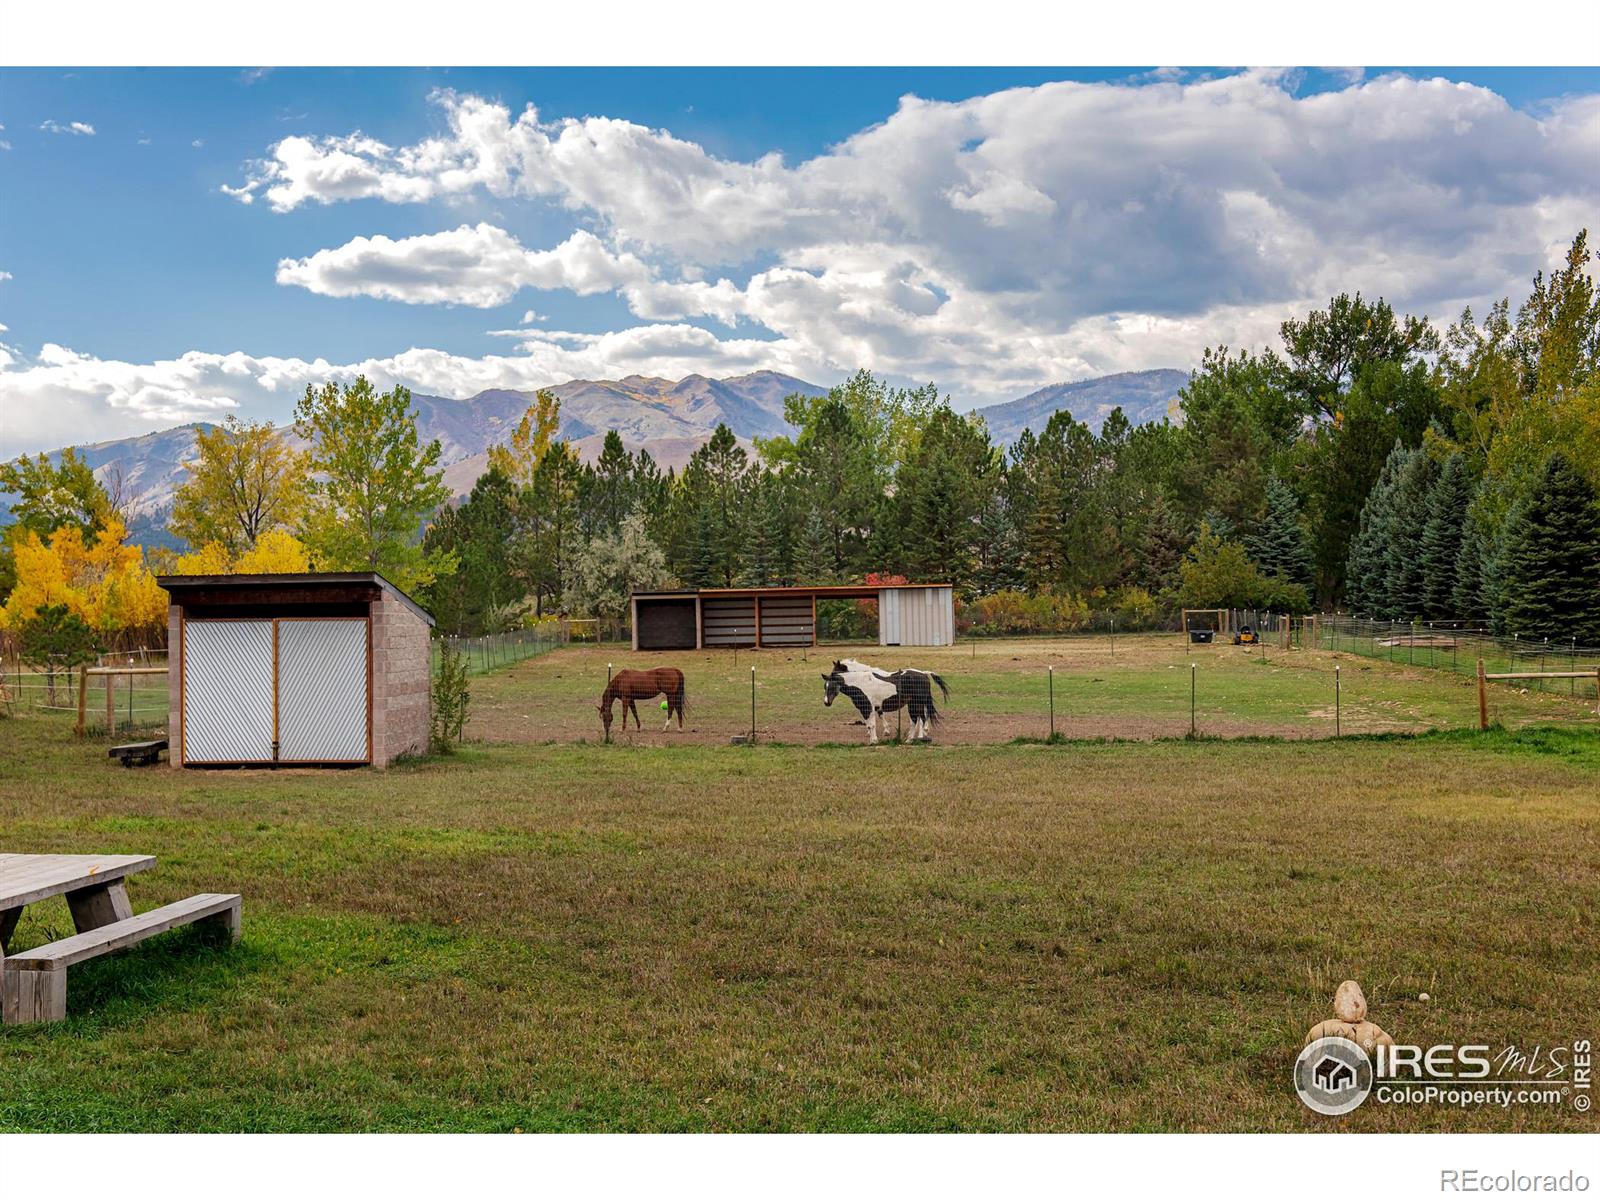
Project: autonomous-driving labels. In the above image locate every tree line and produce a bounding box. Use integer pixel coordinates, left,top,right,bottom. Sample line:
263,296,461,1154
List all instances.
2,229,1596,647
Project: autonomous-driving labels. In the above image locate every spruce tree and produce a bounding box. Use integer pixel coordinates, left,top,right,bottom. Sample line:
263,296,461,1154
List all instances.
1344,443,1406,615
1135,491,1189,597
1497,453,1600,643
1243,474,1312,587
1419,453,1473,619
685,503,718,588
1199,510,1236,547
1381,448,1437,620
1450,504,1489,623
796,502,833,585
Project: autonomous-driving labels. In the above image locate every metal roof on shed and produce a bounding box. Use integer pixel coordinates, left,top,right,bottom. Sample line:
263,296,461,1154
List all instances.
156,571,435,626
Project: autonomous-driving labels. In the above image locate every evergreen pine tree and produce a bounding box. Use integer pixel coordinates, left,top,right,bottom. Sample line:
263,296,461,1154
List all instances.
1344,443,1406,615
1419,453,1472,618
1199,510,1236,546
1497,453,1600,643
1382,449,1438,620
685,503,718,588
796,502,833,584
1243,474,1312,587
1024,469,1065,589
1135,491,1189,597
1451,499,1490,623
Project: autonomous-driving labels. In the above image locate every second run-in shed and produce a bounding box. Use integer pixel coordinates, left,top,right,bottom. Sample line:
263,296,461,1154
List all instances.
630,583,955,650
157,572,434,769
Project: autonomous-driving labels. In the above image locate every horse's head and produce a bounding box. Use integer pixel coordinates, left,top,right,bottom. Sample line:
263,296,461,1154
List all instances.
597,697,613,735
821,671,840,706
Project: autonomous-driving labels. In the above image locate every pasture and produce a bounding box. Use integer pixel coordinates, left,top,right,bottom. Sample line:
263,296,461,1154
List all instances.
2,636,1596,1133
473,633,1600,746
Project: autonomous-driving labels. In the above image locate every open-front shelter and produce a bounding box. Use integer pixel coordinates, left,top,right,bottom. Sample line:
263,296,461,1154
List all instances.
630,583,954,650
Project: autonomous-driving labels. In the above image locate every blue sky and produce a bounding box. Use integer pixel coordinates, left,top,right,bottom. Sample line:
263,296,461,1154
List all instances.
1,66,1596,456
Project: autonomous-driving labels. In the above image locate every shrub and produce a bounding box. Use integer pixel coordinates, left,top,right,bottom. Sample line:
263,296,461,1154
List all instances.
430,642,471,754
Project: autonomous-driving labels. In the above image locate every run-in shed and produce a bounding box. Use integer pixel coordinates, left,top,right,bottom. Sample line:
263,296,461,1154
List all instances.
157,572,433,769
630,583,954,650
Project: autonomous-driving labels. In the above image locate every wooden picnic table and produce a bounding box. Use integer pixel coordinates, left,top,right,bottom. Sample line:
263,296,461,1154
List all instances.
0,852,157,952
1,852,240,1024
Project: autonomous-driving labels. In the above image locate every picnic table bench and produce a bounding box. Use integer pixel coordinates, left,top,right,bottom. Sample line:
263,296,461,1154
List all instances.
108,739,168,768
0,853,240,1025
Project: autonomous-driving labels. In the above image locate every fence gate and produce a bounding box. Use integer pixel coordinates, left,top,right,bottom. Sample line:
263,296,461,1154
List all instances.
277,618,370,762
182,619,276,763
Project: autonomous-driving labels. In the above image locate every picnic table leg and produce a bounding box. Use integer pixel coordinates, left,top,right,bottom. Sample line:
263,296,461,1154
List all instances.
0,906,19,953
64,880,134,933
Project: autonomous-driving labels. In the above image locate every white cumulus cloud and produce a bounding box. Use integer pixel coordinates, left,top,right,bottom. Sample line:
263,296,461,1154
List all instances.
39,119,96,136
7,71,1597,456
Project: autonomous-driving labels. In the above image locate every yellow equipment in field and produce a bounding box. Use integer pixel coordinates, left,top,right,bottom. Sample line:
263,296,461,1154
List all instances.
1233,626,1259,646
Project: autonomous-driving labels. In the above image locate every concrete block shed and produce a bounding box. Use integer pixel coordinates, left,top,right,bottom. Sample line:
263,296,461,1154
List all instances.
156,572,434,768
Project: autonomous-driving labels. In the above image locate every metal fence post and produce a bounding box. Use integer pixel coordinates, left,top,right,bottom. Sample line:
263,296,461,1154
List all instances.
1048,665,1055,739
750,666,756,744
1190,662,1197,738
1334,664,1341,737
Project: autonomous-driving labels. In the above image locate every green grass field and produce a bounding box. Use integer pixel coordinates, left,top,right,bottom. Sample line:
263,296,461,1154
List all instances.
470,633,1600,746
2,637,1597,1132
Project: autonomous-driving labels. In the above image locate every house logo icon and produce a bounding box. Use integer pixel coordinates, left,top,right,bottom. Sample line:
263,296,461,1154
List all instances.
1294,1037,1373,1115
1314,1054,1356,1093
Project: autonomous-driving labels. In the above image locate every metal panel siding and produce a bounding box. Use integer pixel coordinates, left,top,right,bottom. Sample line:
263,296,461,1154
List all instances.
183,620,275,762
877,587,953,646
277,619,370,761
702,597,757,646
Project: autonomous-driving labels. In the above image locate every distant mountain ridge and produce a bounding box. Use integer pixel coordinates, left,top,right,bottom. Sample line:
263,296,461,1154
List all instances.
3,367,1192,544
972,369,1189,443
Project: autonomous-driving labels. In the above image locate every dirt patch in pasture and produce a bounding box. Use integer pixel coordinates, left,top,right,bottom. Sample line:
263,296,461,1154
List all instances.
467,692,1399,747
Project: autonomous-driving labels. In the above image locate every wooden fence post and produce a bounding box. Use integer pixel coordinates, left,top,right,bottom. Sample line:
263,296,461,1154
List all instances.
105,670,116,735
75,664,88,737
1476,658,1488,731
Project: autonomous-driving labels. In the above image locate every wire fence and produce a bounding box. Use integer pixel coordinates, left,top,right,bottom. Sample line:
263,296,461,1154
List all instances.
1316,614,1600,699
431,624,578,676
1,648,172,734
6,619,1598,747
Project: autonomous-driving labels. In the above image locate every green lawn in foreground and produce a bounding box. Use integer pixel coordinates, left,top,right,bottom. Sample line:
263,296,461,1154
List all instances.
2,707,1596,1132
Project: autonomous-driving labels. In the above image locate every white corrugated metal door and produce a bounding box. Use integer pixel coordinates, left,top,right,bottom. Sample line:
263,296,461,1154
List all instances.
880,588,900,645
277,619,370,762
183,620,275,763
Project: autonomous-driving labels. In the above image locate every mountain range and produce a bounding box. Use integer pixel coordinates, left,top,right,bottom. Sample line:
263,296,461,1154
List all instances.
1,367,1189,545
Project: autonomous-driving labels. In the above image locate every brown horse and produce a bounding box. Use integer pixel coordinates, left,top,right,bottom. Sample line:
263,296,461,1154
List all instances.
599,667,687,737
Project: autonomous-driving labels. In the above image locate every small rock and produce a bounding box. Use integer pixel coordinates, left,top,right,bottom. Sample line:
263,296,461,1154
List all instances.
1418,992,1430,1002
1334,979,1367,1022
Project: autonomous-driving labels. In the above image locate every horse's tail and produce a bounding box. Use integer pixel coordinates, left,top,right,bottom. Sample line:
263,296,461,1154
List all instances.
929,672,950,701
676,673,688,717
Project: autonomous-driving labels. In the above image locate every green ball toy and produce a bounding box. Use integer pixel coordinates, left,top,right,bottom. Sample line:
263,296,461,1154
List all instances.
660,700,669,710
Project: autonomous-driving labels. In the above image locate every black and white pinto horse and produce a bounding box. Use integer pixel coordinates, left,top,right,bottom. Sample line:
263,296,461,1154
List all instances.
822,658,948,743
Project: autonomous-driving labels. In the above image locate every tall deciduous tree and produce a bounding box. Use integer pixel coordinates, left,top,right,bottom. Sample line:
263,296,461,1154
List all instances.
169,416,307,556
294,376,454,594
0,448,113,541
